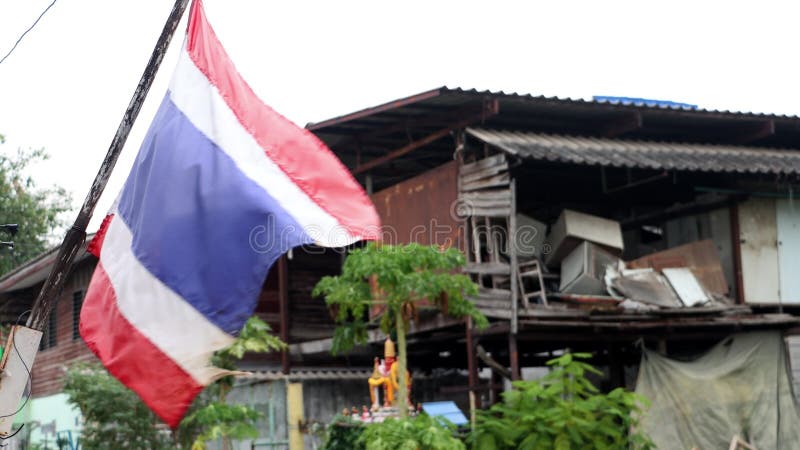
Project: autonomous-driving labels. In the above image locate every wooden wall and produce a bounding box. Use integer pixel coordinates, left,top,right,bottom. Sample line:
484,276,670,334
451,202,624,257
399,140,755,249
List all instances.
30,259,97,397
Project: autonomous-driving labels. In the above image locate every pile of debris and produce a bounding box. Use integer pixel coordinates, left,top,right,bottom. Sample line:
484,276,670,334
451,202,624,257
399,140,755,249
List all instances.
525,209,732,311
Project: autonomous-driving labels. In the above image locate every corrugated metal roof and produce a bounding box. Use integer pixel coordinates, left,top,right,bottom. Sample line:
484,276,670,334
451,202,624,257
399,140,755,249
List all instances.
244,369,373,381
240,369,428,382
0,234,95,294
467,128,800,175
308,86,800,131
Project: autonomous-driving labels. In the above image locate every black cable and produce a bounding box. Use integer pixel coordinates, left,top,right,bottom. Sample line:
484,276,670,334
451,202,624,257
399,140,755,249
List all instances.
0,0,58,66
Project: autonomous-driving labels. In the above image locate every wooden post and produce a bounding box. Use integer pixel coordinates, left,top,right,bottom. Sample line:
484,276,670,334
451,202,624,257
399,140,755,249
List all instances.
730,203,745,304
509,333,520,381
279,255,290,374
286,382,305,450
27,0,190,330
465,317,479,426
508,179,521,381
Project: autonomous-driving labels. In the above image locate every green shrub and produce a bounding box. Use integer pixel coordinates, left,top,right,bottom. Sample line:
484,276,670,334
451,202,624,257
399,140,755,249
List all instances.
359,414,464,450
319,415,365,450
321,413,464,450
470,353,653,450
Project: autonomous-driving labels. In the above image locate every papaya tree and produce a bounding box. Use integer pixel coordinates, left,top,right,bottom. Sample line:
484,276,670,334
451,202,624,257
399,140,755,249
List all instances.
313,242,488,417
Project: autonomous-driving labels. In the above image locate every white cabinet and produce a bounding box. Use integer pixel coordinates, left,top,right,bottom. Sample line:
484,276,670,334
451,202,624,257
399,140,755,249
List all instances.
777,199,800,303
739,198,780,303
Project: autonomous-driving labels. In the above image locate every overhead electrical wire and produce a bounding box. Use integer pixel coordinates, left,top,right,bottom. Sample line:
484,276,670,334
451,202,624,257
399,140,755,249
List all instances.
0,0,58,67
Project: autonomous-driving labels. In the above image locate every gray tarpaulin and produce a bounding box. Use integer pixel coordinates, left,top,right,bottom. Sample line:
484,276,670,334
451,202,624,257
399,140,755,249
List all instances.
635,331,800,450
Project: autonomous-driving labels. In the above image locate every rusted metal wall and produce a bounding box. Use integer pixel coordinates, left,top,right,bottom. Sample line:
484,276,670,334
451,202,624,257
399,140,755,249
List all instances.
370,161,462,248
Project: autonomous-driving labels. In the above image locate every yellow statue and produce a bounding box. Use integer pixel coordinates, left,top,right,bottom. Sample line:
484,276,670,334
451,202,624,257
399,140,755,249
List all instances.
368,357,388,408
367,338,412,409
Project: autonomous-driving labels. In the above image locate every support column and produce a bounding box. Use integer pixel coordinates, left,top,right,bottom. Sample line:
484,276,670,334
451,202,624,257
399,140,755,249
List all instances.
466,318,479,427
279,256,290,374
287,382,305,450
730,203,745,304
509,179,521,381
509,334,521,381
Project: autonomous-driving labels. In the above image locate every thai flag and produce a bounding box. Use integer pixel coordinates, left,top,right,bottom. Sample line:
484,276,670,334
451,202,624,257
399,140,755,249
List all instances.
80,0,379,427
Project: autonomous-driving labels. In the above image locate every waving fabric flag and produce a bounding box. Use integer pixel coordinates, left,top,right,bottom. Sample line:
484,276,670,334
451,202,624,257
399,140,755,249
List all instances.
80,0,380,427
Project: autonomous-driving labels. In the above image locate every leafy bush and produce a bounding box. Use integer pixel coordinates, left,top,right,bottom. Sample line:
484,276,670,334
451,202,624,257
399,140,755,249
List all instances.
470,353,653,450
319,415,365,450
321,413,464,450
361,414,464,450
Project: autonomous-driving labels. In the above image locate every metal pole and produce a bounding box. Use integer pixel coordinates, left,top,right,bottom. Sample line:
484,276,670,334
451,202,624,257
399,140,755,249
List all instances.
27,0,190,329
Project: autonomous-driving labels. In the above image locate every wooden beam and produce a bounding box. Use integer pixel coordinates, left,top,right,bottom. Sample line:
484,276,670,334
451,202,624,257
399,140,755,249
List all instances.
621,194,744,229
730,203,745,304
352,101,498,175
335,103,493,149
476,344,511,380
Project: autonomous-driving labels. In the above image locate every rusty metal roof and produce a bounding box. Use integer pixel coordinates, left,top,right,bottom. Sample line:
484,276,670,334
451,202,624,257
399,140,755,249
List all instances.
467,128,800,175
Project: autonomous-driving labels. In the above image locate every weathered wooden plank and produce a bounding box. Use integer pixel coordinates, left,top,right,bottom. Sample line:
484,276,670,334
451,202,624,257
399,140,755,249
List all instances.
464,262,511,275
477,287,512,300
460,164,508,184
461,197,512,210
477,307,512,319
461,173,510,192
471,299,511,310
468,207,512,217
459,190,512,203
461,154,507,175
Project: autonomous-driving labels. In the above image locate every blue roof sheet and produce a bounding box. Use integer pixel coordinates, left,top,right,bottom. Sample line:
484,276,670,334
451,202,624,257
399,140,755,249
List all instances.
421,401,469,426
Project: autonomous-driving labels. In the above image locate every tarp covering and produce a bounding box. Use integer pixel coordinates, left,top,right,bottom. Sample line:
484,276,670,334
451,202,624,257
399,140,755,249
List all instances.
635,331,800,450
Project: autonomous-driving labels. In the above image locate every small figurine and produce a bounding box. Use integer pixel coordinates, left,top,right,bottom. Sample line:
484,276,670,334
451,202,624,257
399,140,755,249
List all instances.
361,405,371,422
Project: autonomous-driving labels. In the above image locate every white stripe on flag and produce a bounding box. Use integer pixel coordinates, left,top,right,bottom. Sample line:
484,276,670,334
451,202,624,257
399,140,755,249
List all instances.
169,49,358,247
100,214,236,385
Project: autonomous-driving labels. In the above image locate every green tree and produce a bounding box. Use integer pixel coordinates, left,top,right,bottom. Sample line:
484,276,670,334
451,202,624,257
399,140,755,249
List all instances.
470,353,654,450
63,362,172,450
313,242,488,417
64,316,285,449
0,136,71,274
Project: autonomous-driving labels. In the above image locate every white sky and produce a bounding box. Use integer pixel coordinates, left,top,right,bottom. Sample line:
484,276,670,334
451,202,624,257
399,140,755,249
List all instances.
1,0,800,233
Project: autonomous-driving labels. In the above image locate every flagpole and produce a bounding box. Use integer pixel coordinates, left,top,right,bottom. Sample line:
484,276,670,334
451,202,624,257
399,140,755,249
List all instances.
26,0,190,329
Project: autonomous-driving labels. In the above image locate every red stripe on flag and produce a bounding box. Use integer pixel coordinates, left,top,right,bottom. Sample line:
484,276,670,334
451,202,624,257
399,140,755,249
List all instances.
87,213,114,257
185,0,380,240
80,263,204,428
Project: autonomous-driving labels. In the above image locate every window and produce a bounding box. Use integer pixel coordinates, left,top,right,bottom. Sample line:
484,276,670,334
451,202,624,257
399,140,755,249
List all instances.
40,307,57,350
72,290,84,340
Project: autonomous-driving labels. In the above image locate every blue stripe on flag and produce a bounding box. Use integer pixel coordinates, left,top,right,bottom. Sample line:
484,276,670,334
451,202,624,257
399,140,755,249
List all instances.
117,94,312,334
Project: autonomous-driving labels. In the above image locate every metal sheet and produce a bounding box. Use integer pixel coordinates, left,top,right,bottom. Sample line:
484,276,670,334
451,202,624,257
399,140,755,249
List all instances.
628,239,729,295
663,268,710,307
467,128,800,175
0,326,43,435
370,161,460,248
777,199,800,303
738,198,780,303
422,401,469,426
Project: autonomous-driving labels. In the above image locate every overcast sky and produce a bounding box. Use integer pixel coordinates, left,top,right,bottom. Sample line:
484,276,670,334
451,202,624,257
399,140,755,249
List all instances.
1,0,800,234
